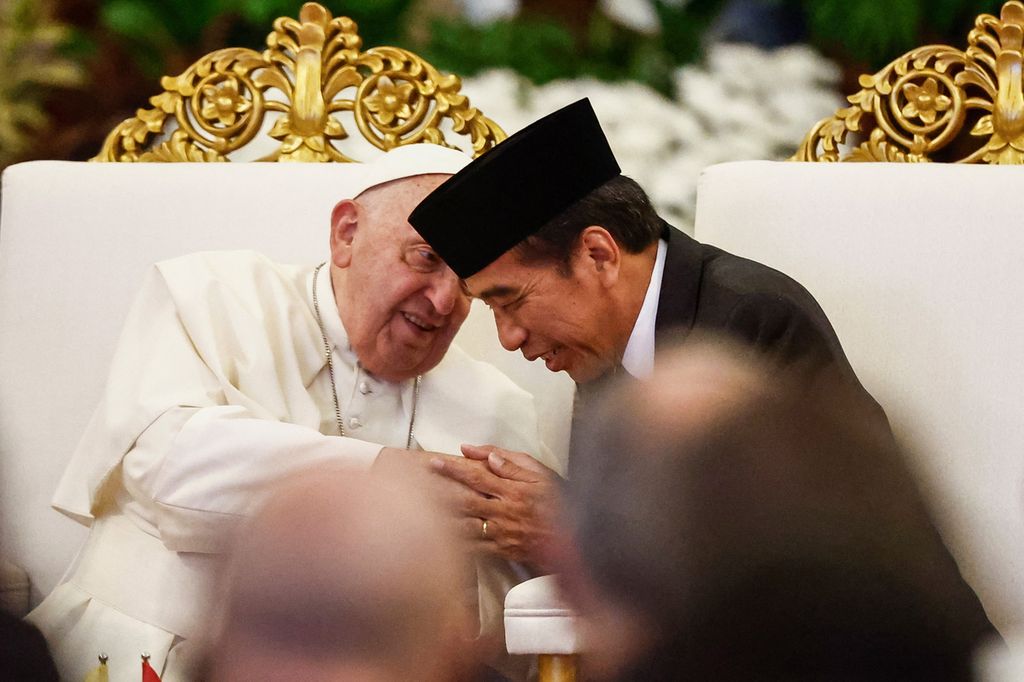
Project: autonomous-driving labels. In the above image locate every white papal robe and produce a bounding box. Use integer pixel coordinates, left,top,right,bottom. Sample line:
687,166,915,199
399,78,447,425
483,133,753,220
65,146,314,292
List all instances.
28,250,554,682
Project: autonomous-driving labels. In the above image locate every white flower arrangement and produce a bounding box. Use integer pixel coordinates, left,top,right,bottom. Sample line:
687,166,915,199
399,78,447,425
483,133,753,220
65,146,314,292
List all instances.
461,43,843,232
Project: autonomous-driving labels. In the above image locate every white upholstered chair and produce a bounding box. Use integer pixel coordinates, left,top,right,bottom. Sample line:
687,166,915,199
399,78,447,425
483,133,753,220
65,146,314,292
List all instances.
0,3,577,677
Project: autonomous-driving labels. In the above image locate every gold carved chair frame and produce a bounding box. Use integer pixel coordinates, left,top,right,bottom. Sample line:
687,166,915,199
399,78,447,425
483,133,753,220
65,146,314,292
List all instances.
796,0,1024,163
94,2,503,162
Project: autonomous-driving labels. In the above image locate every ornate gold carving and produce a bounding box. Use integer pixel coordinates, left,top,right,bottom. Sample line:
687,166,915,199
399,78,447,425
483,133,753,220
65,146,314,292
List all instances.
138,130,228,162
845,128,929,163
94,2,504,162
795,1,1024,163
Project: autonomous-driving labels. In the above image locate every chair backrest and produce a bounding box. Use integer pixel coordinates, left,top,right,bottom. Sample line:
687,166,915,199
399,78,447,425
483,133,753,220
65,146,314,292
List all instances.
0,3,574,605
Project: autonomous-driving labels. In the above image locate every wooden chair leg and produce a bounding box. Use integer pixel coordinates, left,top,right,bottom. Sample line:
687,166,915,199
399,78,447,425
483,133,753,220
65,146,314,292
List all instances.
538,654,579,682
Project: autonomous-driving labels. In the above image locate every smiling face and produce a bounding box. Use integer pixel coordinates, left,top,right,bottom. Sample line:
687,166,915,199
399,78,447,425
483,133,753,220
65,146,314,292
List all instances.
464,228,633,383
330,174,469,383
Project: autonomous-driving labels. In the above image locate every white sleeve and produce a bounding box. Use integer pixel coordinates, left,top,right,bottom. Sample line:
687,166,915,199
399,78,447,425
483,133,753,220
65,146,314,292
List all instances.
123,406,383,554
80,259,384,554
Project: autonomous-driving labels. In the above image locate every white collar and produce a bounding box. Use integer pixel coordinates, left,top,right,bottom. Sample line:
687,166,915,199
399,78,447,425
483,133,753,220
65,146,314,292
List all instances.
313,261,359,368
621,239,667,379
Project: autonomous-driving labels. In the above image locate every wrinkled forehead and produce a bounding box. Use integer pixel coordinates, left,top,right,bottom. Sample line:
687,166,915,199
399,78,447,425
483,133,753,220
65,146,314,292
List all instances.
355,173,452,208
355,174,453,241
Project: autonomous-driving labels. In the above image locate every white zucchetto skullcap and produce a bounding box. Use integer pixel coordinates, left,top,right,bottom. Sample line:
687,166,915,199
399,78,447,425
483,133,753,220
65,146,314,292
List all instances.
345,144,473,200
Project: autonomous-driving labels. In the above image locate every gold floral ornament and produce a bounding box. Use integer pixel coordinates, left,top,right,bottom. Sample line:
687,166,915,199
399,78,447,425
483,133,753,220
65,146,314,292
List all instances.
363,76,414,126
794,1,1024,163
201,80,252,127
901,77,952,124
94,2,504,163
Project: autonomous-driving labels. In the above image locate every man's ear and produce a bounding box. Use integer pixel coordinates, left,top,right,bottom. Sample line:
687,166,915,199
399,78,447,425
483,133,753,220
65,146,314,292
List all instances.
577,226,621,287
329,200,360,268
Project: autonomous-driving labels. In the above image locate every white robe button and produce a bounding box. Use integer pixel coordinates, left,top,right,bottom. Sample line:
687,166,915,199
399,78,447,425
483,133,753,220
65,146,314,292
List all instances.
349,416,363,429
359,381,371,395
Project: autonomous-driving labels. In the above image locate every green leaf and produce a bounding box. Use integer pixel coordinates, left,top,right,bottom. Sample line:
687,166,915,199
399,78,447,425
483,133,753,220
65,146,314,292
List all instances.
236,0,281,24
323,0,415,45
929,0,1003,35
654,1,718,66
422,16,581,85
798,0,1005,68
627,41,674,95
803,0,920,66
100,0,176,48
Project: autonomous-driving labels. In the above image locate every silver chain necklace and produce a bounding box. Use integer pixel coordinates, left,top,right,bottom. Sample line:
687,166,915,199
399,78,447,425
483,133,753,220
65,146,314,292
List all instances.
312,262,420,449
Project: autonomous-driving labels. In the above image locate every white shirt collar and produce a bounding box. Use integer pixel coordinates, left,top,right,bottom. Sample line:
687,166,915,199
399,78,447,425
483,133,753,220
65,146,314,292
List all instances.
313,261,357,364
621,239,667,379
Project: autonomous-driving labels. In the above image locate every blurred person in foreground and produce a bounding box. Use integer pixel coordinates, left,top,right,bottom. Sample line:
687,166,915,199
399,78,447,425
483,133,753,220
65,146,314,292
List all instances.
27,145,556,681
204,467,477,682
560,339,994,681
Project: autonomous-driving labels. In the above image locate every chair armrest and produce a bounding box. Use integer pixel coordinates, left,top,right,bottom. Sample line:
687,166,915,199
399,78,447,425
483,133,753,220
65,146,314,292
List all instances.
504,575,582,655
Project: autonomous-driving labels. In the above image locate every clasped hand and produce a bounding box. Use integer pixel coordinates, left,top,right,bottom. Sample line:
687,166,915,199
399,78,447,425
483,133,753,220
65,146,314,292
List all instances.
437,444,561,573
373,444,561,573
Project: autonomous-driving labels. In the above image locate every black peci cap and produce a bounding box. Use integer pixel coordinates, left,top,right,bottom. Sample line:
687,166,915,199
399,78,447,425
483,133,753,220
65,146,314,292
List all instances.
408,98,621,278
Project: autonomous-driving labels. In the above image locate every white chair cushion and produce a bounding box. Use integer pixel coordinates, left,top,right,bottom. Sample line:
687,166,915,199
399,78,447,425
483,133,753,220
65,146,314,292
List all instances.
504,575,582,655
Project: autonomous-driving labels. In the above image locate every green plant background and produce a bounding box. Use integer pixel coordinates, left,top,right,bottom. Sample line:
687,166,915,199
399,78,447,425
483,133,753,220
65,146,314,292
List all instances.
0,0,1009,167
98,0,416,77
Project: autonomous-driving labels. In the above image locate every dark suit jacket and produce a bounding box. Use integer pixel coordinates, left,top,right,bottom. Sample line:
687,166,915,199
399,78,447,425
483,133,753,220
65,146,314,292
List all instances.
655,224,860,385
569,224,885,473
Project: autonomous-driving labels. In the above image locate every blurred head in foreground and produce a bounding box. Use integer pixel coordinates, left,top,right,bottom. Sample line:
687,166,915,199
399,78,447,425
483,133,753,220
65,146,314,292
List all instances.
207,468,475,682
562,338,992,681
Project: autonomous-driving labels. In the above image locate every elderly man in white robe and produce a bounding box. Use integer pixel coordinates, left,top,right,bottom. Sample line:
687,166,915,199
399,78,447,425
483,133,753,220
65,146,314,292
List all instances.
27,146,558,682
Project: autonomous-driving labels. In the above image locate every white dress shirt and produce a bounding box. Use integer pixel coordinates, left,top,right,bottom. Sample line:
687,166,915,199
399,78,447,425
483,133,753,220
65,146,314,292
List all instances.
621,238,668,379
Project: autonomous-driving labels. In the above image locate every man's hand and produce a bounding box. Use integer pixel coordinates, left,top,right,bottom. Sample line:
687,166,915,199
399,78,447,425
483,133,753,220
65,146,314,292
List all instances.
430,444,562,572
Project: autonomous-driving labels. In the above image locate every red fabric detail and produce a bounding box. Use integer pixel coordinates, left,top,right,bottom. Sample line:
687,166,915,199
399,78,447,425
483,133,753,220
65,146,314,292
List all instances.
142,659,162,682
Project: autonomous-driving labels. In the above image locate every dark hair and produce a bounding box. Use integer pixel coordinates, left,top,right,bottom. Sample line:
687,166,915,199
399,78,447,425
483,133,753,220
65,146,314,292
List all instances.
513,174,663,268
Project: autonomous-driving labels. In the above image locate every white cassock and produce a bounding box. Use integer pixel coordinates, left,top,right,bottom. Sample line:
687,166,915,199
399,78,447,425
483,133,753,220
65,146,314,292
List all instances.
28,250,557,682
